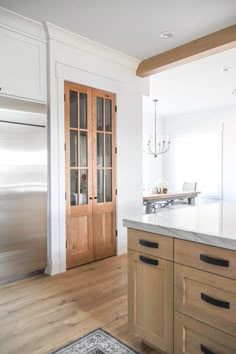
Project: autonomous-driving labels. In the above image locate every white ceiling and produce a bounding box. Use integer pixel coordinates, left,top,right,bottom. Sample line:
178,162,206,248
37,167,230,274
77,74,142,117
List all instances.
0,0,236,60
150,48,236,116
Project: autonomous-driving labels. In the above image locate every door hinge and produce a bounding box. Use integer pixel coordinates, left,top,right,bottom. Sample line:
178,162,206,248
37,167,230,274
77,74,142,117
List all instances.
64,93,66,102
115,105,117,113
65,192,67,200
65,240,67,248
116,188,117,195
115,147,117,154
116,230,118,237
64,143,66,151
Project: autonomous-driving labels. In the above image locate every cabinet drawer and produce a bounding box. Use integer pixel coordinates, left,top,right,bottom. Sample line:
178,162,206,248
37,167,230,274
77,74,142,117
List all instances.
174,264,236,337
128,229,173,261
175,239,236,280
175,312,236,354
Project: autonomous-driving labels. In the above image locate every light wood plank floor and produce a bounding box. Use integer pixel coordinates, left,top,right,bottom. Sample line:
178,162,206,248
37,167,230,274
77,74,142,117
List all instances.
0,254,161,354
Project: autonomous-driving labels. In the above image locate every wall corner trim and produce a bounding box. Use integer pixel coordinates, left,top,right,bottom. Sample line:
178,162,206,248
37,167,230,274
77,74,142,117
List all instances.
45,22,140,70
0,6,47,42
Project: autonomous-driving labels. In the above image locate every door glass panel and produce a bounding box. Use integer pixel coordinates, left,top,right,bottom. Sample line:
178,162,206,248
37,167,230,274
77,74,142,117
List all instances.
97,97,104,131
70,130,78,167
70,170,78,206
105,134,112,167
97,169,104,203
79,169,88,205
105,170,112,202
80,131,87,167
97,133,104,167
70,91,78,128
105,99,112,132
80,93,87,129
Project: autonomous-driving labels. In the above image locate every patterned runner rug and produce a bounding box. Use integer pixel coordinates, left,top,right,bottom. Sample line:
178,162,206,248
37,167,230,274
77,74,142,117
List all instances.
52,328,139,354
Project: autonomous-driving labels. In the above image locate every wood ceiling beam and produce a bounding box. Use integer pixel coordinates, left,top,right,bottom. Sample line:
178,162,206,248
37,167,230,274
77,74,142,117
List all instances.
136,25,236,78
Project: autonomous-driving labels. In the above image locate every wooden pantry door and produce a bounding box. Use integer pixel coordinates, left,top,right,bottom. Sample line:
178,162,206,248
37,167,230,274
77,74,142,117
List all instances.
65,82,93,268
65,82,116,269
92,89,116,260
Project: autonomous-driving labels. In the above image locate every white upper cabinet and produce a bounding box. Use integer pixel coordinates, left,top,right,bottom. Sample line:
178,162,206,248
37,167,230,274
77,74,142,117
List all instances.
0,8,47,103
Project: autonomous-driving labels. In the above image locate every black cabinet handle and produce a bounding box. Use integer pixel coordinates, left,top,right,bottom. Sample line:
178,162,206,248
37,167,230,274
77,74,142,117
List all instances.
89,197,93,200
200,254,229,267
139,255,159,266
139,239,159,248
201,292,230,309
94,196,97,199
200,344,216,354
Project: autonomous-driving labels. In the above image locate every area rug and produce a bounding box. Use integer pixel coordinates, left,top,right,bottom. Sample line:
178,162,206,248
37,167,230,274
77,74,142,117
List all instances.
52,328,139,354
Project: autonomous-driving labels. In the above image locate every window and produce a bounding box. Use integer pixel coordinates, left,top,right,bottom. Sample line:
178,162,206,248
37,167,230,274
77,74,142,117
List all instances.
171,130,223,199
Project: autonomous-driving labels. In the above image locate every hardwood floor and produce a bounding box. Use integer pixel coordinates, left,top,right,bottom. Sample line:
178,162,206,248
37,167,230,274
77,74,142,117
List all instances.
0,255,161,354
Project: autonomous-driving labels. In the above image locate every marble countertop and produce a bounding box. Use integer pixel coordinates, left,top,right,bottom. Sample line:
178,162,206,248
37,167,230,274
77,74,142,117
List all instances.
123,202,236,250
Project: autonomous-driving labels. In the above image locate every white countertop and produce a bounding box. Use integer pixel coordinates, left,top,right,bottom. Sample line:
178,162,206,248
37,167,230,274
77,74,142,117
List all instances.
123,202,236,250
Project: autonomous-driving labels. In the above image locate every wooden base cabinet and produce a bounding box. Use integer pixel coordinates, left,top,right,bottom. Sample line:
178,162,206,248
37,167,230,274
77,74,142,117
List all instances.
175,312,236,354
128,232,174,354
127,229,236,354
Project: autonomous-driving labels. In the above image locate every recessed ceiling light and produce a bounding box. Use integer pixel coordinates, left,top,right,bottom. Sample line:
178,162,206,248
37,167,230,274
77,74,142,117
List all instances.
220,66,232,72
160,31,175,39
232,88,236,96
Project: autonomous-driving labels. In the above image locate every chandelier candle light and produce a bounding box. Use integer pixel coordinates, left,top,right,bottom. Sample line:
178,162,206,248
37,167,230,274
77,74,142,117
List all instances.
145,99,170,158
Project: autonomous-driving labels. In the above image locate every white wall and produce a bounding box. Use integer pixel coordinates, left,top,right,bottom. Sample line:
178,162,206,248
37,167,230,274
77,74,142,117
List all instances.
162,104,236,203
46,24,149,274
143,96,166,192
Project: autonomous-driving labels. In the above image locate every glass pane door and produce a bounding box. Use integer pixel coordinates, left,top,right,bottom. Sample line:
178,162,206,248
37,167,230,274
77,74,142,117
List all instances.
96,96,113,203
69,91,88,206
93,89,116,261
66,83,116,266
65,81,94,270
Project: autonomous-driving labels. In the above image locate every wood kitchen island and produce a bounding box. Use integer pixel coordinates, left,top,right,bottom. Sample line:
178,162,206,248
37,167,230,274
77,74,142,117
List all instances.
123,202,236,354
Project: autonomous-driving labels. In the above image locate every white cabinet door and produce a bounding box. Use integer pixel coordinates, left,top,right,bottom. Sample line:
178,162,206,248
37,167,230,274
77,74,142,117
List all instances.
0,27,46,102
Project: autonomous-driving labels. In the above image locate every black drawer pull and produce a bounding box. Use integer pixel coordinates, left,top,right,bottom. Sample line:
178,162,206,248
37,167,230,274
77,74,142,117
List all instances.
139,255,159,266
201,292,230,309
139,239,159,248
200,254,229,267
200,344,216,354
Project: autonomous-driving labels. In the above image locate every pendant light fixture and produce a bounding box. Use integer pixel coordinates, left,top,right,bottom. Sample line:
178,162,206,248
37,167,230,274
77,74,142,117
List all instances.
144,99,170,158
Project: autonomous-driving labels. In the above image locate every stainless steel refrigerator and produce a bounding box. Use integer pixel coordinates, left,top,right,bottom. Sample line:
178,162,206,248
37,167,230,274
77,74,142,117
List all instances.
0,111,47,283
